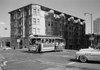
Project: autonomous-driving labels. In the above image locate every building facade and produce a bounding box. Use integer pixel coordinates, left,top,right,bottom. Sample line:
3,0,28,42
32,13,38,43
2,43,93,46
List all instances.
64,18,85,50
9,4,85,49
93,18,100,34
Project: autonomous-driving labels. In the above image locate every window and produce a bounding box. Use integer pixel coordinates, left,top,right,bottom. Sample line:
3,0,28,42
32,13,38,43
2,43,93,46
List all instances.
48,24,50,26
51,23,53,27
32,18,36,24
78,27,81,30
32,28,36,34
48,22,50,26
14,14,16,19
32,18,40,25
33,8,37,15
37,18,40,24
37,9,40,15
33,7,40,15
69,26,71,30
36,28,40,34
17,11,22,18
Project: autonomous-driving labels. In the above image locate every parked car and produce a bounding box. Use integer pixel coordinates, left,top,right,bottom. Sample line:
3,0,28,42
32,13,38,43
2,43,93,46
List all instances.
76,43,100,62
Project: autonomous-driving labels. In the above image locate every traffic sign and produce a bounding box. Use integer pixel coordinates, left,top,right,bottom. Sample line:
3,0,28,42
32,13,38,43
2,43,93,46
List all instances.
89,36,94,41
17,39,20,43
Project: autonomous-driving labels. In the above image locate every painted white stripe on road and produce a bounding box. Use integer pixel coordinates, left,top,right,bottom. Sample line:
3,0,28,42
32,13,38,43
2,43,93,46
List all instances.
67,62,76,65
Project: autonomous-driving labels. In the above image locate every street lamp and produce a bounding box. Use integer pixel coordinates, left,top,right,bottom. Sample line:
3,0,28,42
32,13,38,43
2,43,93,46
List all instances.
84,13,93,46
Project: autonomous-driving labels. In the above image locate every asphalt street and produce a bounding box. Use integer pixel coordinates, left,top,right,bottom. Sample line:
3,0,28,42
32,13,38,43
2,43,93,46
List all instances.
0,48,100,70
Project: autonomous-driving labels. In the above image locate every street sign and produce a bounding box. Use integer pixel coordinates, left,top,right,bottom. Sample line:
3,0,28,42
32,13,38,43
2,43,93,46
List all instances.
17,39,20,43
89,36,94,41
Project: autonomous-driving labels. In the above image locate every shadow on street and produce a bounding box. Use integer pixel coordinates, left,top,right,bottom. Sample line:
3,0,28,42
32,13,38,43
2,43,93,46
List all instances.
70,59,100,64
70,59,78,62
20,50,43,54
87,61,100,64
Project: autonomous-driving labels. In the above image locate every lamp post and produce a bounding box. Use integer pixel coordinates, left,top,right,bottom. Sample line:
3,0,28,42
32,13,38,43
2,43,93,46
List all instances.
84,13,93,46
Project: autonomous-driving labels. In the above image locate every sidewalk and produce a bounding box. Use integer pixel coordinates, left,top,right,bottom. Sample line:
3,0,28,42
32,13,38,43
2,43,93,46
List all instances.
62,49,78,52
56,49,78,55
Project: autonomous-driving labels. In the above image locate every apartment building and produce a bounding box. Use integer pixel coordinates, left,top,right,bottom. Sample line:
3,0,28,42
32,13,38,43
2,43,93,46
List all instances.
64,17,85,50
9,4,85,49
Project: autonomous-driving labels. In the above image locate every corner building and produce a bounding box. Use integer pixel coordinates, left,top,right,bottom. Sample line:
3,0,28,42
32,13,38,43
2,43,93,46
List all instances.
64,18,85,50
9,4,85,49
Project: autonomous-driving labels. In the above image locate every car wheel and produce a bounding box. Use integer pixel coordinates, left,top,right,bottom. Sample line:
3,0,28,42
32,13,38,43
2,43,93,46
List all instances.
79,55,88,62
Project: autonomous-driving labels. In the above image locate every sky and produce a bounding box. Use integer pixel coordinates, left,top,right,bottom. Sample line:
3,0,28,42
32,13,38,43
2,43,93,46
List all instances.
0,0,100,37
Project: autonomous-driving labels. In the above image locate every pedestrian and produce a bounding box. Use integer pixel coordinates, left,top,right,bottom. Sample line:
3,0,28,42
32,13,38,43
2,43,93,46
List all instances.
55,41,59,51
